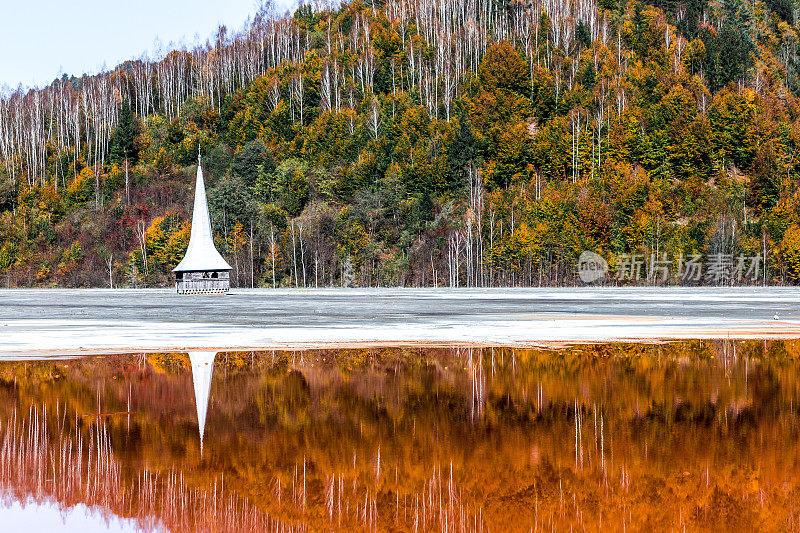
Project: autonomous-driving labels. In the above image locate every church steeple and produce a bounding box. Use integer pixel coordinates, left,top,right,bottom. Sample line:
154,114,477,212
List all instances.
172,158,232,294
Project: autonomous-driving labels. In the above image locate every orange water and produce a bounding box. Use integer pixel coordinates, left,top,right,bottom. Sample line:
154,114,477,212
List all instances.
0,341,798,531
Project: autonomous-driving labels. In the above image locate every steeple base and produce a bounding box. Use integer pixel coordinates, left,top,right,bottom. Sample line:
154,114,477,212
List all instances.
175,270,230,294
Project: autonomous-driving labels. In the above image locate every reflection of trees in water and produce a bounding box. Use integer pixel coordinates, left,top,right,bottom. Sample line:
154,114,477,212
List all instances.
0,404,484,532
0,405,299,532
0,341,799,531
272,458,484,531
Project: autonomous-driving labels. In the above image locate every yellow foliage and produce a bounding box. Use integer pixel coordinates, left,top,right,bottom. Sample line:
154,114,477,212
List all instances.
779,224,800,281
65,167,94,207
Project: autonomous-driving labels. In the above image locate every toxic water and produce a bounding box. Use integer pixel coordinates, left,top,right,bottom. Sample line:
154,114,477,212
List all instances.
0,341,799,532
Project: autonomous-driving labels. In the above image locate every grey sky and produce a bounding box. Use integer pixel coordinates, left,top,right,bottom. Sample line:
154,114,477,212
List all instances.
0,0,296,90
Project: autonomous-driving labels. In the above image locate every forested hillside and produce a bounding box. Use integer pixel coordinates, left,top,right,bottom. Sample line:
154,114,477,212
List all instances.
1,0,800,287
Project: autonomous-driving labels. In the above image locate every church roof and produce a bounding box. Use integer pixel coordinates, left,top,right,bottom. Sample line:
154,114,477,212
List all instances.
173,162,232,272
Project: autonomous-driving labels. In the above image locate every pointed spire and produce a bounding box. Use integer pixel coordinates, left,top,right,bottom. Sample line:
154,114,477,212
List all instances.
189,351,216,456
172,162,232,272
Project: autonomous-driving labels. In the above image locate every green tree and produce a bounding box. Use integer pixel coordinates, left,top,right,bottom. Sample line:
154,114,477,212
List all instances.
208,177,259,233
708,0,755,91
749,142,781,214
109,98,139,164
273,159,310,216
447,115,476,192
232,139,276,188
708,88,756,170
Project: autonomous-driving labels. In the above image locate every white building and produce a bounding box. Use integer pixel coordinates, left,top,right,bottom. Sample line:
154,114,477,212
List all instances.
172,160,232,294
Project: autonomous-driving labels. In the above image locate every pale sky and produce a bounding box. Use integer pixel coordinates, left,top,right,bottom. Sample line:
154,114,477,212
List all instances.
0,498,149,532
0,0,296,90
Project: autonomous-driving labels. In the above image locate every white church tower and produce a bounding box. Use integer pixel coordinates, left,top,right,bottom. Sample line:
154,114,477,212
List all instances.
173,157,232,294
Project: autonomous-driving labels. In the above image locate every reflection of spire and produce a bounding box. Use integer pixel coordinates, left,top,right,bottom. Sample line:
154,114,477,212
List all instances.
188,351,216,456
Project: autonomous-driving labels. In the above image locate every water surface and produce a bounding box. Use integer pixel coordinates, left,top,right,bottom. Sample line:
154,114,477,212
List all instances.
1,341,799,531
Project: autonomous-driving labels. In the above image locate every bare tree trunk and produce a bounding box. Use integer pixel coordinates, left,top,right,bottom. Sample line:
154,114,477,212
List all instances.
299,223,306,287
247,220,253,288
270,225,277,289
136,220,148,276
291,221,298,287
106,255,114,289
125,158,130,205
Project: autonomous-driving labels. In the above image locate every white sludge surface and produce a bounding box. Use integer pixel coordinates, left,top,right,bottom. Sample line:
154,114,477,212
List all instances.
0,287,798,355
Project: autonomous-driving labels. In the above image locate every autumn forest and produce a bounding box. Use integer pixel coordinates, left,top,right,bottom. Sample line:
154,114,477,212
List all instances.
2,0,800,287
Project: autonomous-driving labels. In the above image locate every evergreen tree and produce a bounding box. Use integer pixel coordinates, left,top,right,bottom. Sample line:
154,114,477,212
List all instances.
576,20,592,49
232,139,276,188
447,115,476,191
165,119,184,145
419,191,435,222
109,99,139,164
710,0,755,90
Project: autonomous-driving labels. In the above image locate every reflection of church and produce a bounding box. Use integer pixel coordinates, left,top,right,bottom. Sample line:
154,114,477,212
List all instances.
188,351,216,455
172,157,231,294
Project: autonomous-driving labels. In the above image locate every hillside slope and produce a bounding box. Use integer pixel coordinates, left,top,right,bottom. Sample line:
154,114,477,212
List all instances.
1,0,799,287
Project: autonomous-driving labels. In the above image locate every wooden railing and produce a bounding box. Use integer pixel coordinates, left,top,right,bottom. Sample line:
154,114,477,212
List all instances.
176,278,229,294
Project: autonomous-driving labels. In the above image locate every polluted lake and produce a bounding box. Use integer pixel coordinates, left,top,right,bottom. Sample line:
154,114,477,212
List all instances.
0,342,799,531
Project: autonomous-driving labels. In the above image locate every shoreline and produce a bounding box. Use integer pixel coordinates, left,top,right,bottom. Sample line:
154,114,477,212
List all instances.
2,321,800,358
